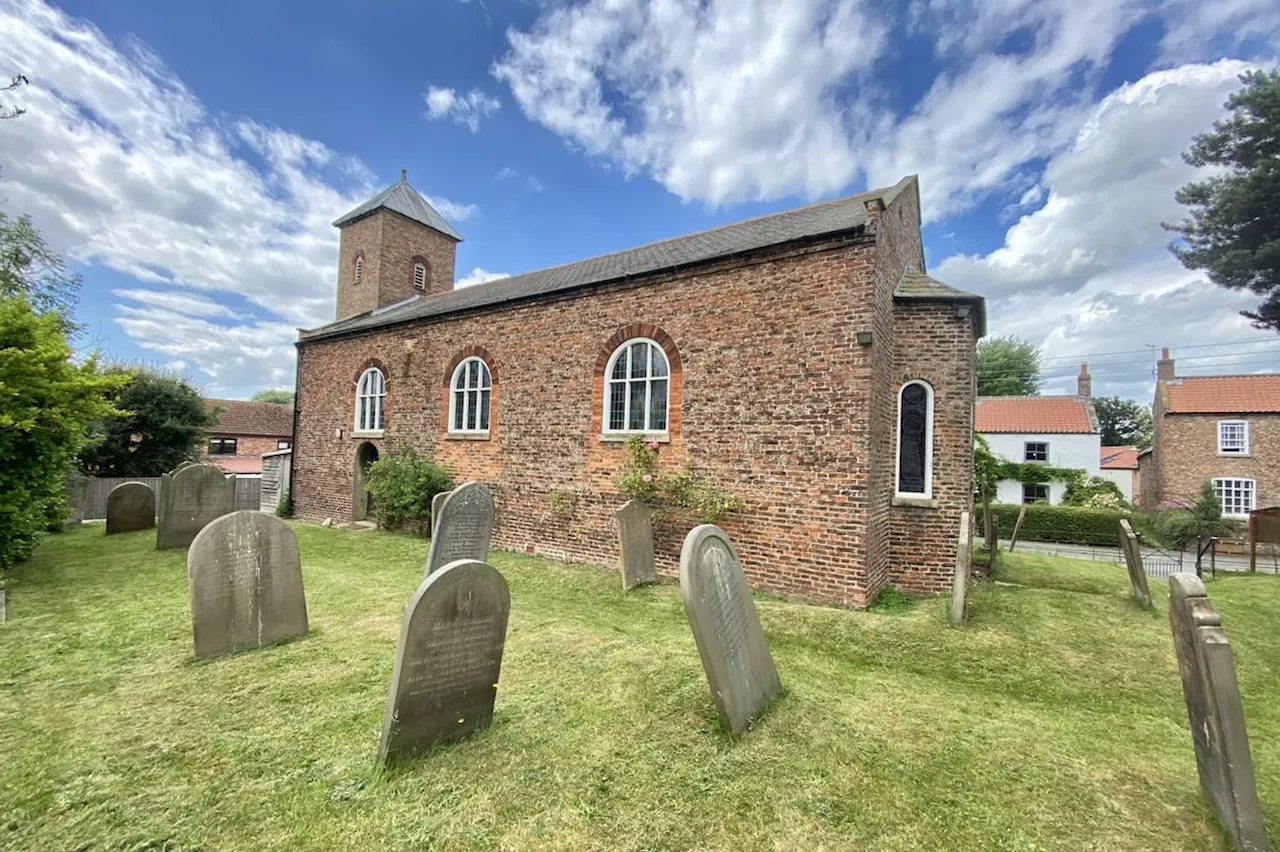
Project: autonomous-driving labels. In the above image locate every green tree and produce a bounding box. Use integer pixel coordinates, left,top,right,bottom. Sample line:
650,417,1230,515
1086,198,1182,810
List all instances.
0,295,123,568
78,368,216,477
1155,481,1240,549
975,335,1041,396
1165,70,1280,331
250,389,294,405
0,211,80,322
1093,396,1153,448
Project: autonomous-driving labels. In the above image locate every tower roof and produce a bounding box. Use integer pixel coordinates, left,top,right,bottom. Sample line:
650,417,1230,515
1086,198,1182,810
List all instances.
332,170,463,241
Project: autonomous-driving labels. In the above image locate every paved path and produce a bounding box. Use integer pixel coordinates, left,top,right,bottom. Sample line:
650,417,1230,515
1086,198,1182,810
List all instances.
997,539,1274,575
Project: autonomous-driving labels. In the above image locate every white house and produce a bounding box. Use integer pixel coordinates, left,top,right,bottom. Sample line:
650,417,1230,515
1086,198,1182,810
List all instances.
976,365,1101,506
1099,446,1140,502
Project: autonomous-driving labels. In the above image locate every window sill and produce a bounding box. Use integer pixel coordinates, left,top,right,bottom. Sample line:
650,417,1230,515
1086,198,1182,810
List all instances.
352,430,384,439
1217,452,1252,458
599,431,671,444
446,431,491,441
892,495,939,509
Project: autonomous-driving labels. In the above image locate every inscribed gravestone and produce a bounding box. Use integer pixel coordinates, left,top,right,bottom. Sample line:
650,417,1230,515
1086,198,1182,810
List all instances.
1119,519,1153,609
1168,573,1267,852
431,489,451,536
616,499,656,590
679,524,781,735
157,464,235,550
187,511,308,660
106,482,156,535
950,511,972,626
379,558,511,762
424,482,493,575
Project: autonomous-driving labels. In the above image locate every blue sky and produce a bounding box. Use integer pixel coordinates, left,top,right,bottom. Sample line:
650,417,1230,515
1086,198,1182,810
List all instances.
0,0,1277,400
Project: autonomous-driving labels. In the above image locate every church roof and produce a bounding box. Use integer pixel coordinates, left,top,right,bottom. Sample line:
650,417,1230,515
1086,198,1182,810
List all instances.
303,175,922,342
332,171,464,241
893,269,986,336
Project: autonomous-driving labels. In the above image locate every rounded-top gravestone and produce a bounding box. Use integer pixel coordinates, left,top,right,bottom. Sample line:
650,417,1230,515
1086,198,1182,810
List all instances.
105,481,156,535
157,463,236,550
424,482,494,575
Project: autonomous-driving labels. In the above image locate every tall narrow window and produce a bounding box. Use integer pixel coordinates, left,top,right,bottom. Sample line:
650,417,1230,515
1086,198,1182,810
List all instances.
896,380,933,497
413,261,427,291
354,367,385,432
354,254,364,285
450,357,492,433
604,338,669,433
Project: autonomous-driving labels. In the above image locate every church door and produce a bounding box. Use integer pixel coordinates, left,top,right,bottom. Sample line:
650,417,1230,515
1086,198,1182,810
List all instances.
352,442,379,521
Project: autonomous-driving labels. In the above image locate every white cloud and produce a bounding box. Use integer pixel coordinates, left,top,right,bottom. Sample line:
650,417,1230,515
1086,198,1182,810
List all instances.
455,267,510,288
424,85,501,132
111,288,242,319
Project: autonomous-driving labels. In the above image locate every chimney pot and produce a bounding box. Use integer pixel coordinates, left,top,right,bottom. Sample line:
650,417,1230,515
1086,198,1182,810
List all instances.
1157,347,1175,382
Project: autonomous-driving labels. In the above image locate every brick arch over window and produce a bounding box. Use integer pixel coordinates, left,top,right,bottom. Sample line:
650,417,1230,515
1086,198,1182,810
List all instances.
441,345,499,437
349,357,391,431
442,345,498,387
591,323,683,436
410,255,430,292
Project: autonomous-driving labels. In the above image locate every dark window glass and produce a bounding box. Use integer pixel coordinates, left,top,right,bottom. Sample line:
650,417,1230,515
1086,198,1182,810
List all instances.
1023,483,1050,504
898,384,927,494
1025,442,1048,462
208,438,237,455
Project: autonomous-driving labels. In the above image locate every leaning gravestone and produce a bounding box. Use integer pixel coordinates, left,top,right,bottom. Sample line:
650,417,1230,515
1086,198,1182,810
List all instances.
187,511,308,660
379,558,511,762
424,482,494,575
1119,519,1153,609
680,524,781,735
431,489,451,536
1008,505,1027,552
616,499,656,590
105,482,156,535
1168,573,1266,851
157,464,235,550
950,511,972,626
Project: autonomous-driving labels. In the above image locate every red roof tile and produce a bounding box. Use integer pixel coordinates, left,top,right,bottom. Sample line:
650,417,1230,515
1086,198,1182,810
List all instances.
209,455,263,475
1165,375,1280,414
205,398,294,437
975,396,1097,434
1100,446,1140,470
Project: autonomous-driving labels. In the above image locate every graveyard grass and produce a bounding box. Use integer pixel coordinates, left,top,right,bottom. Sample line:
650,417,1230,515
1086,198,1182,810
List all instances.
4,530,1280,851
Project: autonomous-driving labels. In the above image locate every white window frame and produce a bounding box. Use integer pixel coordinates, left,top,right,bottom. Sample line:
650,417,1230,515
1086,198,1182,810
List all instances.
354,367,385,433
413,261,427,291
354,254,363,286
603,338,670,435
1212,477,1256,519
1024,441,1049,463
449,357,492,434
894,380,934,499
1217,420,1250,455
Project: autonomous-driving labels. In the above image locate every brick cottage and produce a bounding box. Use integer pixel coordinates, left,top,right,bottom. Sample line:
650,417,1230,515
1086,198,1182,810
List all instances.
290,172,986,606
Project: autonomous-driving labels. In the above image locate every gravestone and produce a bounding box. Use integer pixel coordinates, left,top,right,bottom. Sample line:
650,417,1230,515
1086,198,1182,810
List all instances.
679,524,781,735
431,489,451,536
1008,505,1027,552
187,511,308,660
1119,519,1153,609
1168,573,1266,851
424,482,493,575
950,511,972,626
105,482,156,535
615,499,656,590
157,464,235,550
379,558,511,762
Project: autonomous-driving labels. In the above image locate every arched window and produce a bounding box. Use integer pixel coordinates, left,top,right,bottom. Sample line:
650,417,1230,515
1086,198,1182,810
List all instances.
354,254,364,286
604,338,669,433
896,380,933,497
413,261,427,291
450,357,492,433
354,368,385,432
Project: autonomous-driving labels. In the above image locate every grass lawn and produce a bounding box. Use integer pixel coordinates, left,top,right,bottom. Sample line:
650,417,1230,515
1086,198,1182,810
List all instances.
2,526,1278,851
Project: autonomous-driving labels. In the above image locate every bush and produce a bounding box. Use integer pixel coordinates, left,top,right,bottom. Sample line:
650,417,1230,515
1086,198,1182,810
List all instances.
1149,481,1239,549
275,489,293,519
1063,475,1127,509
617,436,743,523
363,444,452,533
976,502,1127,547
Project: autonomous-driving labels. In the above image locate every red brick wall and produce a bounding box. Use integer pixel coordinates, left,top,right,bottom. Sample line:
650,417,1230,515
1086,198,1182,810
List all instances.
1152,412,1280,510
335,210,458,321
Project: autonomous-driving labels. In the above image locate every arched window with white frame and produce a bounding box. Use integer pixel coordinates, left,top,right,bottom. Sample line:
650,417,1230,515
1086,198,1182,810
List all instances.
896,380,933,498
450,357,492,433
604,338,669,433
354,367,385,433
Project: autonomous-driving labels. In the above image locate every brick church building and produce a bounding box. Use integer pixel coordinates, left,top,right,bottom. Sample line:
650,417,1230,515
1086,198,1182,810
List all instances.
290,171,986,606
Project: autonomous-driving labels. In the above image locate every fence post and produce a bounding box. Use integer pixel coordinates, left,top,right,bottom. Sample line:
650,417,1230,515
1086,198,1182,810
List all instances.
1008,505,1027,553
1249,514,1257,573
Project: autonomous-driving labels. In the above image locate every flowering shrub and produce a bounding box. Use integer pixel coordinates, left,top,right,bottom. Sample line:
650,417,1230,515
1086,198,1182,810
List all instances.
364,444,453,534
616,436,744,523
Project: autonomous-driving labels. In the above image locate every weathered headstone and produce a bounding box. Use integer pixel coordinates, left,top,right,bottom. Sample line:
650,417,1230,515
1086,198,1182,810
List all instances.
379,558,511,762
187,511,308,660
424,482,493,575
1008,505,1027,552
616,499,656,590
679,524,781,735
157,464,235,550
431,489,451,536
105,482,156,535
950,511,972,626
1168,574,1267,851
1119,519,1153,609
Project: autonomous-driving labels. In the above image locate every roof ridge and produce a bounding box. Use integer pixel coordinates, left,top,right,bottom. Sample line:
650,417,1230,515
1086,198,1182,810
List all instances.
1177,373,1280,380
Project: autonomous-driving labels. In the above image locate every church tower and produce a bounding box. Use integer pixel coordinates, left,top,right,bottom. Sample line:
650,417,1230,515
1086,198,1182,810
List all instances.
332,170,462,321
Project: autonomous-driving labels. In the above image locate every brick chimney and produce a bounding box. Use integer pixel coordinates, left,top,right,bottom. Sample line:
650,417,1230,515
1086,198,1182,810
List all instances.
1077,363,1091,398
1157,348,1176,381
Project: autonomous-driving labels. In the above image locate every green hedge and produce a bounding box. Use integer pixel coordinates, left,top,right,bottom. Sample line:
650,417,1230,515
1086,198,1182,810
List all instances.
976,503,1125,547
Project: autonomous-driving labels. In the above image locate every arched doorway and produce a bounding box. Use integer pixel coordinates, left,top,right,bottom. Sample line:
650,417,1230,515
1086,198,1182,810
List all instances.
352,442,379,521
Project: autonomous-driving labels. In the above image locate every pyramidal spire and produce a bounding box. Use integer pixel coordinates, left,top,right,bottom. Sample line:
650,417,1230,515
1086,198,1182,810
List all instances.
331,171,463,241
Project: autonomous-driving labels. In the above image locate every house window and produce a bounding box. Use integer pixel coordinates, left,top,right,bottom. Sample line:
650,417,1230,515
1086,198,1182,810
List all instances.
413,261,427,292
895,380,933,497
208,438,237,455
1024,442,1048,462
277,440,291,450
354,367,385,432
604,339,669,433
1023,483,1050,504
450,357,492,433
1213,477,1256,518
1218,420,1249,455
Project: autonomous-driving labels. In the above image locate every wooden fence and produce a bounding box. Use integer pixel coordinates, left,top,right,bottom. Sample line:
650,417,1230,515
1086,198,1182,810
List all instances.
80,476,261,520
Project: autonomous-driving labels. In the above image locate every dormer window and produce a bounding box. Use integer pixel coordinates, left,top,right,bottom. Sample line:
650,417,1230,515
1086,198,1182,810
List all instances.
413,261,426,291
354,254,364,286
